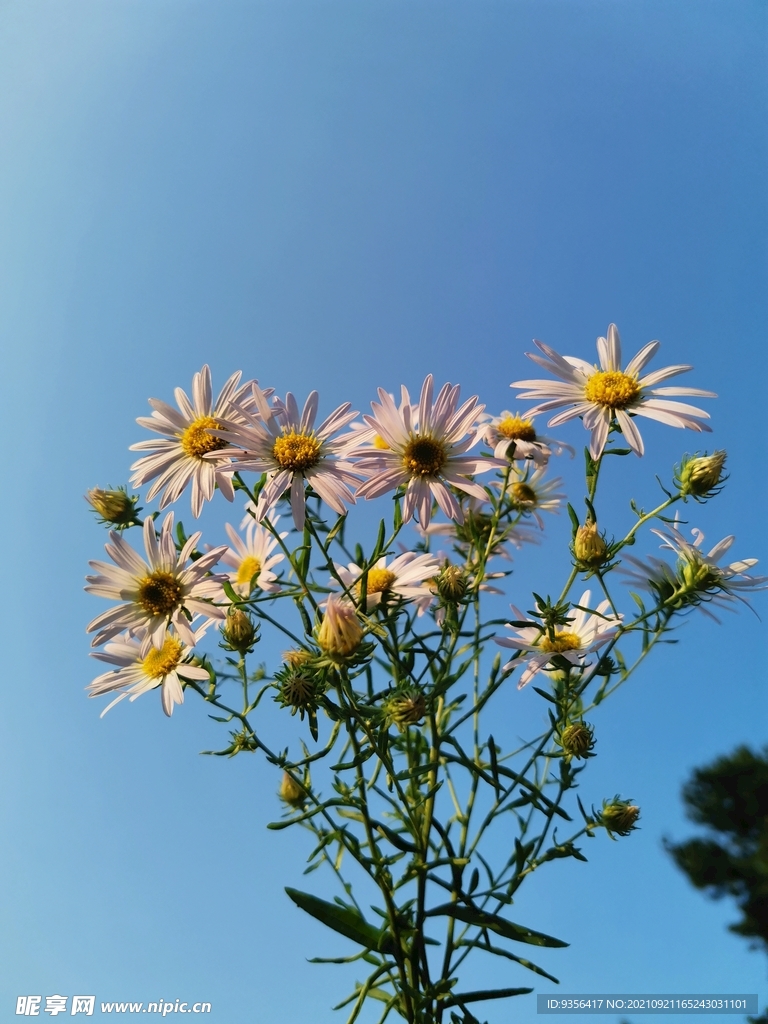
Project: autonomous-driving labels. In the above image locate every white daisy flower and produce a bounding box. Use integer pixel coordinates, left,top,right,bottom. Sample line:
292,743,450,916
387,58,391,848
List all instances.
85,512,227,652
495,589,622,689
621,523,768,618
129,365,270,518
339,388,417,454
511,324,716,459
221,515,287,596
332,551,441,614
88,624,211,717
482,410,573,464
351,375,503,527
212,384,359,531
500,465,566,530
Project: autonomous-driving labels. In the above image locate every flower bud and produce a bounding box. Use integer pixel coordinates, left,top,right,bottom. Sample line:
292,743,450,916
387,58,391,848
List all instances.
316,595,363,658
384,687,427,731
279,672,319,712
435,564,468,602
283,648,313,670
573,521,608,566
600,798,640,837
85,486,142,529
560,722,595,761
221,609,259,653
675,450,727,499
279,772,307,807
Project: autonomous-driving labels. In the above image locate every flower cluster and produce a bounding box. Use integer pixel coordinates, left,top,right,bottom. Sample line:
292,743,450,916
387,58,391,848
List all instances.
82,330,765,1024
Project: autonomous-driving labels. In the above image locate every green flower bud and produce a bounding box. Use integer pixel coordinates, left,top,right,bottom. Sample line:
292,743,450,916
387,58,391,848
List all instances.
85,486,142,529
383,687,427,731
221,609,259,653
435,564,468,602
675,451,727,499
600,798,640,837
279,772,307,807
573,521,608,566
560,722,595,761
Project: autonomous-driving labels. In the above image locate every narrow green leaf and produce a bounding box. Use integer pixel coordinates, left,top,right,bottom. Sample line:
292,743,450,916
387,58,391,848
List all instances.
394,762,438,781
285,888,396,954
443,987,533,1008
425,902,568,948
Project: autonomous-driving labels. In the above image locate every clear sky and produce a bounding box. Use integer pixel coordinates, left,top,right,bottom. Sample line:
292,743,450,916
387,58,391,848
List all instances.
0,2,766,1022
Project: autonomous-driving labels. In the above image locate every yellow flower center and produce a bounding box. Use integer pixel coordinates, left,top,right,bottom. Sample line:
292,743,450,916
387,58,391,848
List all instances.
137,571,183,617
179,416,227,459
141,635,183,679
583,370,641,409
357,568,397,596
235,555,262,587
402,435,447,476
272,431,322,471
372,434,390,450
497,415,536,442
511,482,538,505
540,631,582,653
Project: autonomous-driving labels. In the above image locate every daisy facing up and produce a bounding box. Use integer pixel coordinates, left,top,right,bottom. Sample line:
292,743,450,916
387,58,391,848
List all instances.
212,384,360,531
482,410,573,465
220,515,287,597
351,375,503,527
511,324,716,459
495,589,622,689
130,365,269,518
88,623,211,717
85,512,227,652
332,551,441,615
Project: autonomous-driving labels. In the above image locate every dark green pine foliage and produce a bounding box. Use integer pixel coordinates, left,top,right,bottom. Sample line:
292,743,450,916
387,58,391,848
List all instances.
665,745,768,954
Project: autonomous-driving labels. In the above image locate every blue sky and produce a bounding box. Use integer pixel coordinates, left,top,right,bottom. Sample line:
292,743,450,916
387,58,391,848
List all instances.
0,2,766,1022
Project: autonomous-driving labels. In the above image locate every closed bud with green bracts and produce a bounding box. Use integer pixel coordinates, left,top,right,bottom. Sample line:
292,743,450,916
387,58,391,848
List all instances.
599,797,640,837
231,729,257,754
279,772,307,807
316,595,363,659
435,564,468,602
277,670,322,716
85,486,142,529
559,722,595,761
221,609,259,653
675,450,727,499
572,521,608,567
383,686,428,731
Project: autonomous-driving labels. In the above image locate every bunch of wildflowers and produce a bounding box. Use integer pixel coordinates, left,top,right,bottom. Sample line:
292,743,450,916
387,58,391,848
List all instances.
84,330,764,1023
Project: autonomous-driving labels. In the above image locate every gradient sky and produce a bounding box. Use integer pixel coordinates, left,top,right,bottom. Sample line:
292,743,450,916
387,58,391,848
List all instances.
0,2,766,1023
